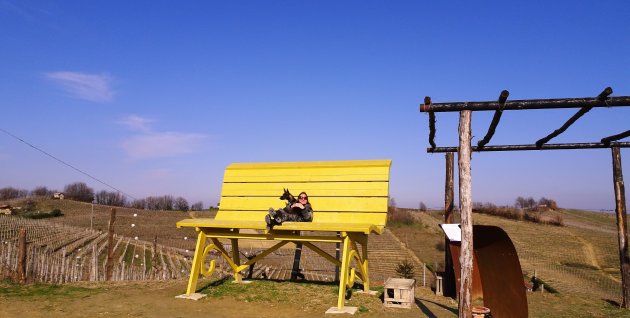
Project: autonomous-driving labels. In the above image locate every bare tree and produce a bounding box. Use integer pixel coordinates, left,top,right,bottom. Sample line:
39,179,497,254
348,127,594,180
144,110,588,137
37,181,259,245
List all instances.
539,197,558,210
31,186,52,197
95,190,126,207
129,198,146,210
146,195,174,210
515,196,526,209
515,196,537,210
64,182,95,202
419,201,427,212
162,195,174,210
174,197,189,211
525,197,536,209
0,187,29,200
190,201,203,211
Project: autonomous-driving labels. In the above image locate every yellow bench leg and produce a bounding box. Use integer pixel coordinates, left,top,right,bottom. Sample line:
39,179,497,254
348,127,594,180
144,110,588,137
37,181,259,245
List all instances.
337,234,352,309
186,231,207,295
231,238,242,283
355,233,370,293
359,238,369,293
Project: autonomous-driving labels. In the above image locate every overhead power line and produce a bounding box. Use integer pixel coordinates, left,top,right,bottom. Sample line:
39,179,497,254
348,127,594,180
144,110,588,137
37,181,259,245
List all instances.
0,127,136,200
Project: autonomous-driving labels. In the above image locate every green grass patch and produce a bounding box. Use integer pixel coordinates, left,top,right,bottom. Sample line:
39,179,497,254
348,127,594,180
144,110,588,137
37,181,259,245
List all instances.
0,279,96,298
18,209,63,219
145,250,153,271
123,244,135,264
200,279,286,302
199,278,342,305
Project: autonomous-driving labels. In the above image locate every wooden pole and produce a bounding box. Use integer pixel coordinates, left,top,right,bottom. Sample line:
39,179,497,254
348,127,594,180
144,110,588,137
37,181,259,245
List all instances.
17,228,26,283
445,152,455,223
105,208,116,281
458,110,473,318
612,147,630,308
61,248,66,283
444,152,456,297
428,141,630,153
152,235,160,279
92,244,97,281
420,91,628,112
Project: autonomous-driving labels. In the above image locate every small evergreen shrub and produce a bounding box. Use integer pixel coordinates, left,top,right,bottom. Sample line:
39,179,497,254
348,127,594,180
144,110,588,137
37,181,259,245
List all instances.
395,260,415,279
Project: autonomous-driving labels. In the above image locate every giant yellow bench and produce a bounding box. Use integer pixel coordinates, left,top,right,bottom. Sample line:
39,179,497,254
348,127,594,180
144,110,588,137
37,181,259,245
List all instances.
176,159,392,312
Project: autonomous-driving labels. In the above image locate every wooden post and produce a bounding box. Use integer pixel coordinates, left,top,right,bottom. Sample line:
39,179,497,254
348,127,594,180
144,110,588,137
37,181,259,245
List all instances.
61,248,67,283
445,152,455,223
17,228,27,283
152,235,158,279
612,147,630,308
423,264,426,287
444,152,456,297
458,110,473,318
105,208,116,281
91,244,97,281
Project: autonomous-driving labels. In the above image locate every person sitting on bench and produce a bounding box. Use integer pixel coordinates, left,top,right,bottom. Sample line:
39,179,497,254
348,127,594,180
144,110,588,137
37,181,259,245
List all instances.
266,191,313,231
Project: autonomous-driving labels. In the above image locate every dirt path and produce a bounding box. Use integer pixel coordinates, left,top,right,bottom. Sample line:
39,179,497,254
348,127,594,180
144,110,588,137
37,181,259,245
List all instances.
570,230,600,269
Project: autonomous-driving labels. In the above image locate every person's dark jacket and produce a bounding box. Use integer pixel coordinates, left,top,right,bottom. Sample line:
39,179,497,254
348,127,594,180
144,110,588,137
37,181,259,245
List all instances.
284,202,313,222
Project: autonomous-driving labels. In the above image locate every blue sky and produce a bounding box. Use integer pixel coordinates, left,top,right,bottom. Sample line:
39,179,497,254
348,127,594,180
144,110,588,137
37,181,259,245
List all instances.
1,1,628,210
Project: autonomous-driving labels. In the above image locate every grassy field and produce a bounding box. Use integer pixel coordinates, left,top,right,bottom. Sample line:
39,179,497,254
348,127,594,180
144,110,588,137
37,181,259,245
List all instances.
3,197,630,316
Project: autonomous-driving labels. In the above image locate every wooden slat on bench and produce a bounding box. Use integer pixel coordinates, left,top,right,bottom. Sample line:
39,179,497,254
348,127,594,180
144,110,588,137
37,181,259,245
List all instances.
225,160,389,170
224,165,389,183
219,197,387,212
221,181,389,197
215,210,388,227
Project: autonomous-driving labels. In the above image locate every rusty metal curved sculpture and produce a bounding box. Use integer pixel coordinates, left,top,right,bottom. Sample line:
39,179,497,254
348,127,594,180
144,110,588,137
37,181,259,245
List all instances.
448,225,528,318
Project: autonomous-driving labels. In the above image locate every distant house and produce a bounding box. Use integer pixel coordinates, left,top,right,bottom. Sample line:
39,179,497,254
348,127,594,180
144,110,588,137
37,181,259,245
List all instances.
53,192,65,200
0,204,13,215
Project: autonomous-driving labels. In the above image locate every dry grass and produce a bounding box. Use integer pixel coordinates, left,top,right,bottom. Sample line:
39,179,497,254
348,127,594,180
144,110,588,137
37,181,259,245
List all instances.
390,207,625,311
388,207,416,225
473,203,564,226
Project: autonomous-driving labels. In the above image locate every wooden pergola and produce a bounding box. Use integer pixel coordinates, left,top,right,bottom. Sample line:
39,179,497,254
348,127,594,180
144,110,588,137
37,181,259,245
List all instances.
419,87,630,317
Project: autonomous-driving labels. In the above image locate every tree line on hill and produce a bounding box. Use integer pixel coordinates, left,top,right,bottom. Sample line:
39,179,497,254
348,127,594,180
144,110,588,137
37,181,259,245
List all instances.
387,195,561,226
0,182,205,212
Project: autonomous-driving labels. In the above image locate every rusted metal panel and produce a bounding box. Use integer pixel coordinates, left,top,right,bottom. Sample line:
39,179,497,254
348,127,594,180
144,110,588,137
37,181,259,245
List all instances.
448,243,483,300
474,225,528,318
447,225,528,318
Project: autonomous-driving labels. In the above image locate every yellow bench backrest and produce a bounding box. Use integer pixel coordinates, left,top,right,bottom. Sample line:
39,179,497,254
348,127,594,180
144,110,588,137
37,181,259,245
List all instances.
215,159,392,230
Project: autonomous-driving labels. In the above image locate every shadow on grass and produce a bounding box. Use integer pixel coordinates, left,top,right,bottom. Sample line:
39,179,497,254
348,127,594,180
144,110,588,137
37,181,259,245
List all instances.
196,276,232,293
414,297,458,317
604,298,621,307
